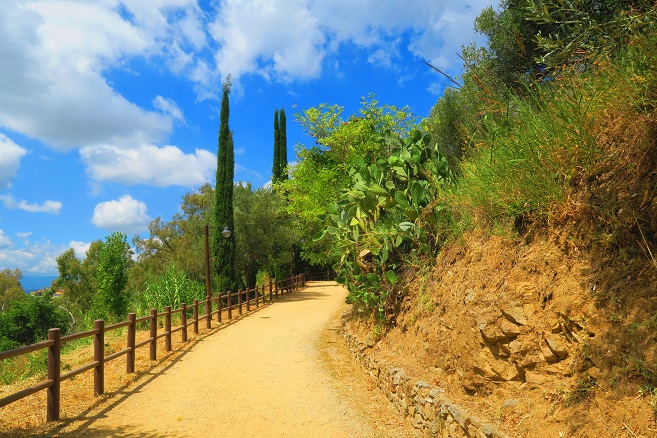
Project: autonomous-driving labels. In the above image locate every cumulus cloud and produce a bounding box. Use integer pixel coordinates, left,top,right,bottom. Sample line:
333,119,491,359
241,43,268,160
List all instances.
80,144,216,187
69,240,91,259
0,134,28,189
0,1,176,151
0,232,64,274
0,194,62,214
209,0,326,82
92,195,152,233
208,0,492,85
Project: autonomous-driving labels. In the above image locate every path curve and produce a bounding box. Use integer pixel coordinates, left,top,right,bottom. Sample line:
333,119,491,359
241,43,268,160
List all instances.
55,282,415,437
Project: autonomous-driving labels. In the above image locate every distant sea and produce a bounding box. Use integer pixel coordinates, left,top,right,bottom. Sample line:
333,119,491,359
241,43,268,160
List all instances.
21,275,58,293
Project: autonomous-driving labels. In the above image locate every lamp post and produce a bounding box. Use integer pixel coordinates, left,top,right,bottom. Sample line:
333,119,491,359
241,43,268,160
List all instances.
204,225,232,297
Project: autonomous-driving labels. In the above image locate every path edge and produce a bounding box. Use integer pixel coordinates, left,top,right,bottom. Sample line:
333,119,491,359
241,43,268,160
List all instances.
341,314,511,438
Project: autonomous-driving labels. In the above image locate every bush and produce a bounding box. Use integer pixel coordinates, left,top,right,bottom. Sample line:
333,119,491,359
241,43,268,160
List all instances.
0,294,70,350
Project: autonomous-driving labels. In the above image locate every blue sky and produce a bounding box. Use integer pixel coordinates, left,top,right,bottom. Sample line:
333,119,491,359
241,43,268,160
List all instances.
0,0,493,275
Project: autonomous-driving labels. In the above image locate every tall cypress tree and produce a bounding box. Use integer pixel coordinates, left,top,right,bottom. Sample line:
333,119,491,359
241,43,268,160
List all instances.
278,108,288,181
213,76,237,292
273,109,280,184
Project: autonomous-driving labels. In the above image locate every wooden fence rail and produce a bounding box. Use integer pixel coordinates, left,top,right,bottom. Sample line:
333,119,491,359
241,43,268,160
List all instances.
0,274,307,422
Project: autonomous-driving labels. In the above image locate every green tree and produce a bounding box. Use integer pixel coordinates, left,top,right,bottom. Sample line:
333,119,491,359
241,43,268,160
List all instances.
273,108,280,184
278,108,288,181
0,294,69,350
213,76,237,292
54,241,102,328
0,269,26,312
94,232,132,321
233,183,289,287
281,95,418,267
131,183,214,290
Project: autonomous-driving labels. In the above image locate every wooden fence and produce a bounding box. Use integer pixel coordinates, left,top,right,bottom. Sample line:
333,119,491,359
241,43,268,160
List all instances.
0,274,306,422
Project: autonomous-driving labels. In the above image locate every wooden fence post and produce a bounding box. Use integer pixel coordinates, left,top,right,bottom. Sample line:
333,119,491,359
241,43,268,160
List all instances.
246,288,250,312
47,328,61,422
227,291,232,320
217,292,223,323
237,289,243,315
165,306,172,352
127,313,136,374
269,280,273,301
149,309,157,361
275,281,279,298
181,303,188,343
205,295,211,329
94,319,104,396
193,299,199,335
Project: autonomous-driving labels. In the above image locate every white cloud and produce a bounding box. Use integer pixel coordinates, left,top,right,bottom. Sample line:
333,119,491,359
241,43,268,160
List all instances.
209,0,326,82
153,96,185,122
208,1,492,84
0,134,28,189
80,144,216,187
16,232,32,240
0,194,62,214
0,234,64,274
0,0,175,151
69,240,91,259
92,195,152,234
0,230,12,249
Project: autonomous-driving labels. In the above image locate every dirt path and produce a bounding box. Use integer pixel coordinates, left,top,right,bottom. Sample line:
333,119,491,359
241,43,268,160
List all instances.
51,282,417,438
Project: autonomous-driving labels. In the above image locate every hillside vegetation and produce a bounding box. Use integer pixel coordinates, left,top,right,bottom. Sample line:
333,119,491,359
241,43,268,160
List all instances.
287,1,657,435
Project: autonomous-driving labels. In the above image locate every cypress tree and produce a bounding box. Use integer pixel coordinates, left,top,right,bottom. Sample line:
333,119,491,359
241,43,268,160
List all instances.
273,109,280,184
213,76,237,292
279,108,288,181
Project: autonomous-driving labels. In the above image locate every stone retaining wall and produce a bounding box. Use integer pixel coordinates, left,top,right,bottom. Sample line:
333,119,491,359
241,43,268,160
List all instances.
342,320,510,438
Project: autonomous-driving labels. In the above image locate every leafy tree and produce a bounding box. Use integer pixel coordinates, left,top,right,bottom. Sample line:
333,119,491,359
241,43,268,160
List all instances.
272,108,288,184
526,0,654,69
0,294,69,350
281,95,418,267
233,183,289,287
54,242,102,324
0,268,26,312
94,232,132,321
273,108,280,184
213,76,237,292
278,108,288,181
131,183,214,290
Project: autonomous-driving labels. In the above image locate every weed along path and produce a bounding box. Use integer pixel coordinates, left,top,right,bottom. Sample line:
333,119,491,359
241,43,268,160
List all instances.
52,281,416,438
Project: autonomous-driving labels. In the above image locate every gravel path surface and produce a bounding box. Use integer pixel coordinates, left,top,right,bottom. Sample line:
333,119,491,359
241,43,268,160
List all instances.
53,281,416,438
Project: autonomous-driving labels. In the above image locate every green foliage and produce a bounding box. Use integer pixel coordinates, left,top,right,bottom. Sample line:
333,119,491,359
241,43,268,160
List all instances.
526,0,655,69
132,263,205,315
0,294,69,350
0,268,26,312
94,232,132,321
131,183,214,289
283,95,419,269
54,241,102,328
279,108,288,181
273,108,280,184
213,75,237,292
233,183,290,287
0,349,48,384
272,108,288,185
319,130,452,318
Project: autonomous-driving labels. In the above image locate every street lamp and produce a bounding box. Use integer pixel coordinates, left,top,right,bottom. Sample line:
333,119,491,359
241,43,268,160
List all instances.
205,225,231,297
